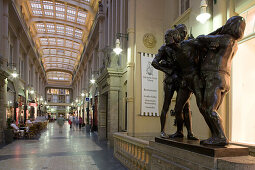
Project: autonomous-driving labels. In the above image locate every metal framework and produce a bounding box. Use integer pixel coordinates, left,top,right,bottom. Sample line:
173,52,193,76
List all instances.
21,0,98,84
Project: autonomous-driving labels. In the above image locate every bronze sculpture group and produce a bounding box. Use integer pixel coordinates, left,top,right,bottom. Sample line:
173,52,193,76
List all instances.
152,16,246,146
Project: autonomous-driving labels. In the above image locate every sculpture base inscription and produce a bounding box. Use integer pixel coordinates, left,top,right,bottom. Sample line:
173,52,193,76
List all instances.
155,137,249,157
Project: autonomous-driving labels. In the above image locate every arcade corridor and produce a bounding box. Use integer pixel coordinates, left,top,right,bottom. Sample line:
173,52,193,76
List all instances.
0,122,126,170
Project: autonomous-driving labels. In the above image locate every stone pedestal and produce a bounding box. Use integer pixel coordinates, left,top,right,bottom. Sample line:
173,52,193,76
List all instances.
146,139,255,170
155,137,249,157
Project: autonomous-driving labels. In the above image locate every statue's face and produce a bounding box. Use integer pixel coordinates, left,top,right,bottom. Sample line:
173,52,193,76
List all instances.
165,33,175,45
179,29,187,41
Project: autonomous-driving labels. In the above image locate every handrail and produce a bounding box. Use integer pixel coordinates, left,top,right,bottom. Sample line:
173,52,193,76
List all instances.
113,132,150,170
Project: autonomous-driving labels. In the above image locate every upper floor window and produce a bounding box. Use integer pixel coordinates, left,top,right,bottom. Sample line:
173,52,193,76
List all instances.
179,0,190,16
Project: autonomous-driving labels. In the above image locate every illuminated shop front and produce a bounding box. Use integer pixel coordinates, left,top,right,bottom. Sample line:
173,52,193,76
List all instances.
232,5,255,145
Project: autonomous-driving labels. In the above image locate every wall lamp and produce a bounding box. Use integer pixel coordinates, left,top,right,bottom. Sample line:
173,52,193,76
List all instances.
196,0,211,24
90,78,96,84
113,33,128,55
30,89,35,94
11,71,18,78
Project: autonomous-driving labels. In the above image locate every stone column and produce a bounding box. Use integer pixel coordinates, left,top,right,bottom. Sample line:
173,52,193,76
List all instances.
14,37,20,73
2,0,9,66
0,0,9,144
107,0,112,46
98,3,105,71
0,74,8,144
98,93,107,140
126,0,135,136
108,90,119,146
24,50,30,123
112,0,116,42
37,72,39,93
0,0,3,55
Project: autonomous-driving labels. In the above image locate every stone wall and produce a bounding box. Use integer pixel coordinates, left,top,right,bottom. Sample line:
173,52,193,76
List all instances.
113,133,255,170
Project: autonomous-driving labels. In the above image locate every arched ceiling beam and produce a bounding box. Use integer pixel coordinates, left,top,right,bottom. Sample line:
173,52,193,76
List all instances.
58,0,95,17
39,45,80,51
44,62,75,67
42,55,77,61
36,34,83,44
28,18,88,30
39,46,79,53
46,69,73,75
46,68,73,74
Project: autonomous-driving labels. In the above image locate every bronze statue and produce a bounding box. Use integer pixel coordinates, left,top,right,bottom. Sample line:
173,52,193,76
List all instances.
169,16,245,146
168,30,204,140
196,16,246,146
152,26,197,140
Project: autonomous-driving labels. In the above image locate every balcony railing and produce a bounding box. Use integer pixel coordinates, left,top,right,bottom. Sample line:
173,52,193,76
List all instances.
113,132,150,170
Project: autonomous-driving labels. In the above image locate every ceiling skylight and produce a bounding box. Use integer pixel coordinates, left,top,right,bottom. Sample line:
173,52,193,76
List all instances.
21,0,98,85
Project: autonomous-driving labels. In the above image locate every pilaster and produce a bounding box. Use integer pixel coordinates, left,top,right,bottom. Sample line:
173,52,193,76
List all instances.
127,0,135,136
0,71,8,144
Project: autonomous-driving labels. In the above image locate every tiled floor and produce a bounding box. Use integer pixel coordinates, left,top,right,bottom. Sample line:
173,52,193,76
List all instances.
0,122,126,170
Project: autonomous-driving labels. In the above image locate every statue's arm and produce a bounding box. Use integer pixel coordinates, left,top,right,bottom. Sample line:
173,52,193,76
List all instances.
151,47,174,75
196,35,220,50
208,27,223,35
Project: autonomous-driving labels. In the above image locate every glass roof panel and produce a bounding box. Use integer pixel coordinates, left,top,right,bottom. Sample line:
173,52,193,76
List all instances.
23,0,96,83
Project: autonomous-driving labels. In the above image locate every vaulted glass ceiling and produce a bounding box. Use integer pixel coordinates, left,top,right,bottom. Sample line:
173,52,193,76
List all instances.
21,0,98,84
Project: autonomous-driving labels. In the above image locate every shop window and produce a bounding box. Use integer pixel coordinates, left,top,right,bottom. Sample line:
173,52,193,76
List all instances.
232,7,255,145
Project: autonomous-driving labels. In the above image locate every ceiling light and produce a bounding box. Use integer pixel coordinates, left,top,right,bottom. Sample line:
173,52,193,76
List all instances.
196,0,211,24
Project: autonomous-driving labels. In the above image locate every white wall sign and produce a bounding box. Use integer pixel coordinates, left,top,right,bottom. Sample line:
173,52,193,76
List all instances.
141,53,159,116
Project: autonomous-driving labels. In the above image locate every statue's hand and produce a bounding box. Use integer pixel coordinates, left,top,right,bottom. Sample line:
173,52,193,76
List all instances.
160,60,168,66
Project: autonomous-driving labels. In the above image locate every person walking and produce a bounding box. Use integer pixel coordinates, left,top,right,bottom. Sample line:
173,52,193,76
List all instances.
79,116,83,129
57,115,65,133
68,114,73,128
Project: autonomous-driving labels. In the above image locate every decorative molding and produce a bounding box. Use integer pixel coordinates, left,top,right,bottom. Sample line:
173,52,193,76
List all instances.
127,62,135,68
171,8,191,27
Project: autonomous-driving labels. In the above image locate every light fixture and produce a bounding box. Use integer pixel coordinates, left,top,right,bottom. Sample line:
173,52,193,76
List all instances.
30,90,34,94
40,97,43,101
81,93,85,97
113,39,123,55
71,102,74,106
90,78,95,84
75,99,78,103
44,101,47,105
11,72,18,78
196,0,211,24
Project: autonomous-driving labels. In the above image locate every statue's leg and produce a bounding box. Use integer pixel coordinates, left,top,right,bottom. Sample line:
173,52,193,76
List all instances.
160,83,174,138
170,88,191,138
201,79,228,145
183,101,198,140
193,74,204,110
